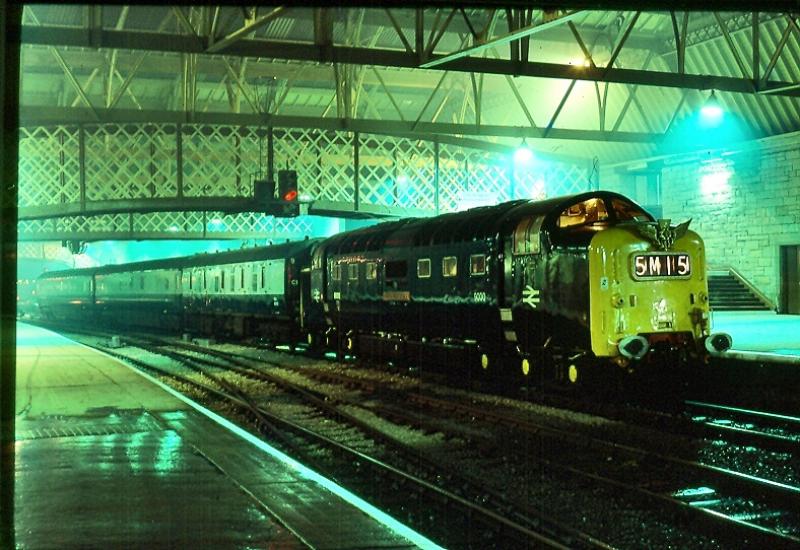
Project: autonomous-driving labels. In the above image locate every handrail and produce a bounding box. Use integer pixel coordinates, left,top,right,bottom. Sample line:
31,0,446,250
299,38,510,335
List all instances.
728,267,776,311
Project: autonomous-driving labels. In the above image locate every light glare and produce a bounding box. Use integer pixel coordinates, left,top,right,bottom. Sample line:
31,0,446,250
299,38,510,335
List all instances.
514,145,533,164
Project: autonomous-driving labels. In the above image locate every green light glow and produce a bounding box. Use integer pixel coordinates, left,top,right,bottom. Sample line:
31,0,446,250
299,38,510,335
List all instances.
126,431,146,474
99,348,442,550
155,431,184,475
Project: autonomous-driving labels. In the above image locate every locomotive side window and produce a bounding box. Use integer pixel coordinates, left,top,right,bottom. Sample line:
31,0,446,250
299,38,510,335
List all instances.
470,254,486,276
348,263,358,280
366,262,377,280
332,264,342,281
442,256,457,277
417,258,431,278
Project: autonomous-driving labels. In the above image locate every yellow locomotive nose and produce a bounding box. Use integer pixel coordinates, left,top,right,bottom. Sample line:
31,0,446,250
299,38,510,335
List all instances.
588,223,713,361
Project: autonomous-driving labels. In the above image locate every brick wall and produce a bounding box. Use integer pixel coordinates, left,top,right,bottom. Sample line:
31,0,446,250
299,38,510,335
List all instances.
601,132,800,306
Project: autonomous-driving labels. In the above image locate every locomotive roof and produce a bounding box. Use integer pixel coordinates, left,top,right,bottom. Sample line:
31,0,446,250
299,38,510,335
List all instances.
39,239,320,279
322,190,650,253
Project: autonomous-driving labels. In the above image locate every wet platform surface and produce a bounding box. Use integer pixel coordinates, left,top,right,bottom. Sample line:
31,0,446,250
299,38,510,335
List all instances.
712,311,800,358
13,323,428,549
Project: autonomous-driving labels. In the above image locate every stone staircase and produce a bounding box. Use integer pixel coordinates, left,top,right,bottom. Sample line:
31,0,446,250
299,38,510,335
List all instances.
708,271,772,311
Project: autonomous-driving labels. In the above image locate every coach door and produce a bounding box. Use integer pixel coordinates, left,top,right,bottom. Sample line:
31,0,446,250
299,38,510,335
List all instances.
780,245,800,314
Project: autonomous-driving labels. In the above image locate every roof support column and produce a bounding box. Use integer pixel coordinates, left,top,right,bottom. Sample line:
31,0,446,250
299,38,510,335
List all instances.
0,3,22,544
353,131,360,212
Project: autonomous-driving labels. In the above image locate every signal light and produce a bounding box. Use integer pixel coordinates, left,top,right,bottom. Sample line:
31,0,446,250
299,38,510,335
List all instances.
278,170,298,202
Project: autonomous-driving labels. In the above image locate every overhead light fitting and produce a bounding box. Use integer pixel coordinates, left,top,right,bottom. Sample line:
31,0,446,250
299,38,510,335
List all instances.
514,138,534,164
700,90,724,125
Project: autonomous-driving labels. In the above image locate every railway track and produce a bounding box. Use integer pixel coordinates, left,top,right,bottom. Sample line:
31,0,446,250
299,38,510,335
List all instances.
89,332,610,550
27,321,800,547
685,400,800,452
270,362,800,547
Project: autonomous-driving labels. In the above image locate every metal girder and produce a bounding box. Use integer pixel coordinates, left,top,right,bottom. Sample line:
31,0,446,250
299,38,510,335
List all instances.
20,106,662,145
207,7,287,54
22,25,800,97
420,9,585,69
17,197,431,224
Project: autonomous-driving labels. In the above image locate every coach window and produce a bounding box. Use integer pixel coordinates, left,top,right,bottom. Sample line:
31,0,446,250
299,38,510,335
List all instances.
366,262,377,280
214,275,220,292
470,254,486,276
203,270,207,290
442,256,457,277
348,263,359,281
240,268,245,289
417,258,431,278
221,270,226,290
252,271,258,292
140,275,145,290
261,266,265,288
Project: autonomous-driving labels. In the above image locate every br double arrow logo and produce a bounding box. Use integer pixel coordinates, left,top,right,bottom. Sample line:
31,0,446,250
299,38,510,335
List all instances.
522,285,540,309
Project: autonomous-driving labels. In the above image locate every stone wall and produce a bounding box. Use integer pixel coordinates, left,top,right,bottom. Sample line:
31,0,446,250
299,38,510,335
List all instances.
601,132,800,306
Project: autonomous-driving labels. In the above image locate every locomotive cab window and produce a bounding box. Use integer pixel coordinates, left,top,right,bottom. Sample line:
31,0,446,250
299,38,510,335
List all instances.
442,256,457,277
417,258,431,278
348,263,359,281
470,254,486,276
366,262,377,280
612,198,651,222
558,198,609,228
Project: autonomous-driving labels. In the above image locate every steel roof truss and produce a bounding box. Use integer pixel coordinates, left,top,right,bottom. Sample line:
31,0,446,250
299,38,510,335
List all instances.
714,12,752,82
420,9,584,69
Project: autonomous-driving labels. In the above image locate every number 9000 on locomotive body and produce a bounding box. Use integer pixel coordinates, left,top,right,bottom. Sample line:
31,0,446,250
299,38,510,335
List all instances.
37,191,731,386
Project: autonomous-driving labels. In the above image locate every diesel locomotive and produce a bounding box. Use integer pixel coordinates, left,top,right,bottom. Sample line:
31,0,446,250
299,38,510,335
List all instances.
36,191,731,385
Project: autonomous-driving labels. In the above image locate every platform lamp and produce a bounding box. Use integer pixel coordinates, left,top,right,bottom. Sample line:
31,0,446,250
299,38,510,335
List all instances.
513,138,534,165
700,90,724,126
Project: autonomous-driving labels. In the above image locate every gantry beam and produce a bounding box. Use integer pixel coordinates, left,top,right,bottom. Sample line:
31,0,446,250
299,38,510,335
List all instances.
19,106,664,143
20,25,800,98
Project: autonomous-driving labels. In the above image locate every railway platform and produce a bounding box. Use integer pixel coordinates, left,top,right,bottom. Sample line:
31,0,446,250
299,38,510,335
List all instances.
712,311,800,361
12,322,431,549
